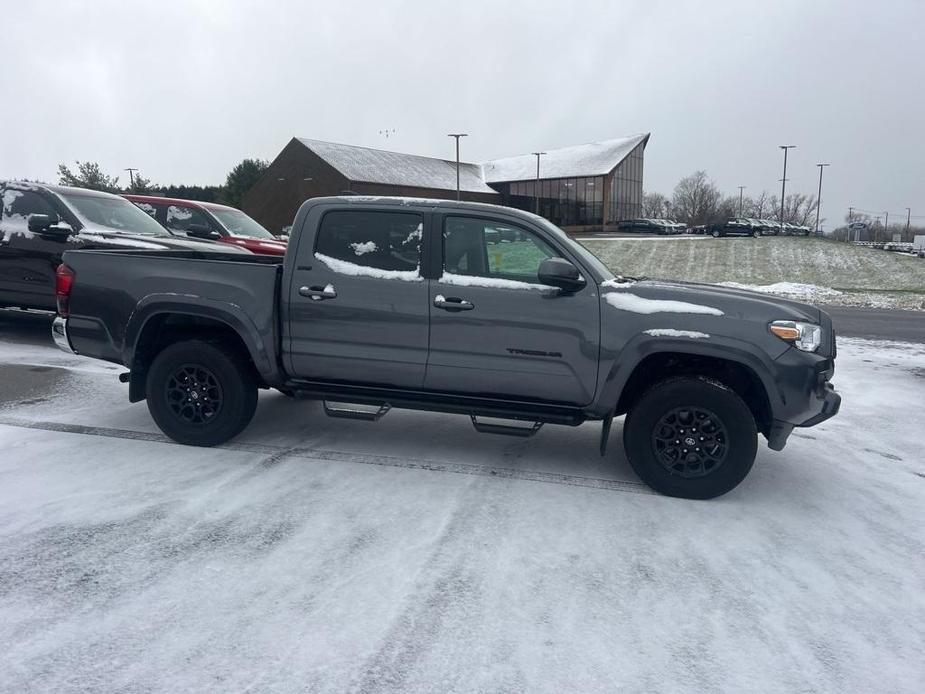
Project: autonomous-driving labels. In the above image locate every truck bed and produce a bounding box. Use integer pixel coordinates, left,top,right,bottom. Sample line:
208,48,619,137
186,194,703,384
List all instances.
61,249,283,371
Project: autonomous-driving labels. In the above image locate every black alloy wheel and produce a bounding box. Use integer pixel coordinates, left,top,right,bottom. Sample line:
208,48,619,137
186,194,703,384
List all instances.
651,407,728,478
165,364,223,424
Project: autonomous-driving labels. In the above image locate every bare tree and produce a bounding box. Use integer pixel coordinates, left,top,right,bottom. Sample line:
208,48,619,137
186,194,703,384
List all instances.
670,171,722,225
642,191,670,218
765,193,819,226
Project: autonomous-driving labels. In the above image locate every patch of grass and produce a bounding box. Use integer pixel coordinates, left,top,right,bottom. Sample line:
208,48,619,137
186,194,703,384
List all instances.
578,236,925,292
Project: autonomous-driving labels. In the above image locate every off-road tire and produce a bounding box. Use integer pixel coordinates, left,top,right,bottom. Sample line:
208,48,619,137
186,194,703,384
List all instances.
623,377,757,499
146,340,257,446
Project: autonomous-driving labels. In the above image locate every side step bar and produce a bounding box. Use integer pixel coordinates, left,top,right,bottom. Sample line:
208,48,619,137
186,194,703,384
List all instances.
322,400,391,421
470,416,543,438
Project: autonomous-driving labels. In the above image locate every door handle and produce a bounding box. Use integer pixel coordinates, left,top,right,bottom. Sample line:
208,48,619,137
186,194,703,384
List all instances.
434,294,474,311
299,284,337,301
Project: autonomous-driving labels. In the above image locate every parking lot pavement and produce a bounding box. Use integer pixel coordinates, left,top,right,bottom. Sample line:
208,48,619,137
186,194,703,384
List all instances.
0,317,924,692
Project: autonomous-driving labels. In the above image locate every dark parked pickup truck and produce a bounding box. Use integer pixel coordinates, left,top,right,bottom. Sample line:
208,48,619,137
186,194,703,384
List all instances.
0,181,250,311
53,196,840,499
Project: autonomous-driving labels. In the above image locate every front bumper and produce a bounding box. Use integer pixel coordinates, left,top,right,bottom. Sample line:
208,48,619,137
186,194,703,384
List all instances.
52,316,76,354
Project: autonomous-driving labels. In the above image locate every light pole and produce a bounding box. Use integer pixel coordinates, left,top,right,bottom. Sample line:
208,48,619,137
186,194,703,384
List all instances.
814,163,829,235
778,145,796,235
532,152,546,214
125,167,138,191
884,211,890,241
906,208,912,241
738,186,746,216
447,133,468,200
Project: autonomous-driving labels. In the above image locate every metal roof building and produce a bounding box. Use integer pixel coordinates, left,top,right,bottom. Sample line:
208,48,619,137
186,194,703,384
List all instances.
242,134,649,233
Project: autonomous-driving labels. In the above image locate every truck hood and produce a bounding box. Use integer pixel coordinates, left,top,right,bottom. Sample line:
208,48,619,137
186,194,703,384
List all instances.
612,278,822,323
79,227,252,254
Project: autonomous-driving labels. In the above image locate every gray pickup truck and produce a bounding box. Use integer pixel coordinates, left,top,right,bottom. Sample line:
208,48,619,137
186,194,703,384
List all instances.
53,196,840,499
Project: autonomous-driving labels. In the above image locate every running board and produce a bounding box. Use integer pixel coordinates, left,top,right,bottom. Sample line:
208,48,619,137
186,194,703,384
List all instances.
470,416,543,438
322,400,391,421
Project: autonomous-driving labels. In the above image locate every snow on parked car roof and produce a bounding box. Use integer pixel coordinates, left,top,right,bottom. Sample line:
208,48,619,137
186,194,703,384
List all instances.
481,133,650,183
297,138,498,194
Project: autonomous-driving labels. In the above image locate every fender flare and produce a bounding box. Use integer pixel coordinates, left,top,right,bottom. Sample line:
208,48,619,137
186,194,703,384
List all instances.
123,294,281,384
596,333,783,418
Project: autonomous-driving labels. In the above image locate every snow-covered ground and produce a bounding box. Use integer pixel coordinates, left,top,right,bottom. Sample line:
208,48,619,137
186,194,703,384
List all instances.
580,236,925,310
0,338,923,693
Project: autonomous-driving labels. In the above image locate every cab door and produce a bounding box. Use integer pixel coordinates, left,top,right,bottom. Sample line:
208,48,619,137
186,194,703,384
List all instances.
285,206,431,389
424,213,601,405
0,186,72,310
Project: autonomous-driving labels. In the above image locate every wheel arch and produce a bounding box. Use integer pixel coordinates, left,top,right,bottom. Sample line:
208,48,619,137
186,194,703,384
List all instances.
600,339,779,438
123,297,279,402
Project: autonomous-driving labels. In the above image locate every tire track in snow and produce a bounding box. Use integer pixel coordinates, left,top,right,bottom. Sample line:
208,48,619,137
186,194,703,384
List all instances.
0,417,653,495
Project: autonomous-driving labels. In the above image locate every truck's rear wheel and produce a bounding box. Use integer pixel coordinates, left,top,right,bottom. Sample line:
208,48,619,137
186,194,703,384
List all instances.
146,340,257,446
622,377,757,499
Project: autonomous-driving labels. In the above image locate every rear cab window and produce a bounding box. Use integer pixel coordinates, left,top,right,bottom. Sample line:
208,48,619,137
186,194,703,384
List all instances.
314,210,423,280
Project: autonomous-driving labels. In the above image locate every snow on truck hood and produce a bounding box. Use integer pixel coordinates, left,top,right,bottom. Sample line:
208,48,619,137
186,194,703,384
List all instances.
603,278,822,322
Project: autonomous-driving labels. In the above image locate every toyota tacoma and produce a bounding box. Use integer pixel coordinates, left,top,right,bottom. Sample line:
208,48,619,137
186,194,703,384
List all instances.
52,196,841,499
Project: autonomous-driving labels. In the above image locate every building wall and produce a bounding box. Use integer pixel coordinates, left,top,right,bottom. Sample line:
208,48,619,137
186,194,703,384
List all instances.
244,137,645,234
605,141,645,223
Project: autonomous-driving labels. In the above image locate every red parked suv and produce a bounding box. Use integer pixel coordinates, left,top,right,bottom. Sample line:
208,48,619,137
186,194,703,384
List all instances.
123,195,287,256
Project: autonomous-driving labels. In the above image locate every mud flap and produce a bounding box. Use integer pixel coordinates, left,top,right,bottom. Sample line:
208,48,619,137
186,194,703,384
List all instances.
599,412,615,456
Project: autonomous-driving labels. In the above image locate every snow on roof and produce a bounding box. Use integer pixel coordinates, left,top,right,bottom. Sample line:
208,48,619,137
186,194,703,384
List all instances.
297,138,498,194
481,133,650,183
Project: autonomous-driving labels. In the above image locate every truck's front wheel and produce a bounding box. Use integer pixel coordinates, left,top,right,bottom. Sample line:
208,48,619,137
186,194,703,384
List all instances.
146,340,258,446
622,377,757,499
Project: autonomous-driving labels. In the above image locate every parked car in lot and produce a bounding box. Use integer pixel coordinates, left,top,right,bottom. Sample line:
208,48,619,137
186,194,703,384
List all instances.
54,196,840,499
0,181,250,312
708,218,763,237
124,195,288,256
654,219,686,233
616,218,679,235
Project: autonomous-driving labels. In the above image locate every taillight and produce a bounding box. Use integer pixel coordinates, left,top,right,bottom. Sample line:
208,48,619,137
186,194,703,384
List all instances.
55,264,75,317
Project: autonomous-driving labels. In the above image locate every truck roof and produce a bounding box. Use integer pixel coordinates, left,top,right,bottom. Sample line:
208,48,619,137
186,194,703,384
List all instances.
122,193,237,212
302,195,547,220
2,181,123,199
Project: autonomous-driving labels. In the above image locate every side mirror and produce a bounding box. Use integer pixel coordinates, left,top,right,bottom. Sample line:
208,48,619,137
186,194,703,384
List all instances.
186,224,220,240
538,257,586,293
28,214,73,237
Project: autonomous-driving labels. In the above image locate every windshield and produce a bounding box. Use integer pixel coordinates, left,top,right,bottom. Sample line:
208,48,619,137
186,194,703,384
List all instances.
61,192,169,236
209,208,275,239
534,216,615,282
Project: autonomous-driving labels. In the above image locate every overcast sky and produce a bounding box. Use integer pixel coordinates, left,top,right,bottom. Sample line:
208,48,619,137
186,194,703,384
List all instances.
3,0,923,228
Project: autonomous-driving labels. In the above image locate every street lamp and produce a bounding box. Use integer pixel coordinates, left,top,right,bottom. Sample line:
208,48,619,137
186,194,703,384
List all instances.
778,145,796,235
447,133,468,200
814,163,829,234
737,186,746,216
532,152,546,214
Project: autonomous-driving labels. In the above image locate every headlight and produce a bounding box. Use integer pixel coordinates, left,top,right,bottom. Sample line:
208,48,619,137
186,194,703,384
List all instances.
769,320,821,352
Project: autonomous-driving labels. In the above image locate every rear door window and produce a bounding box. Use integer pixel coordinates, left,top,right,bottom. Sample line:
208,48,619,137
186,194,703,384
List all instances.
1,188,57,229
165,204,213,235
314,210,423,278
